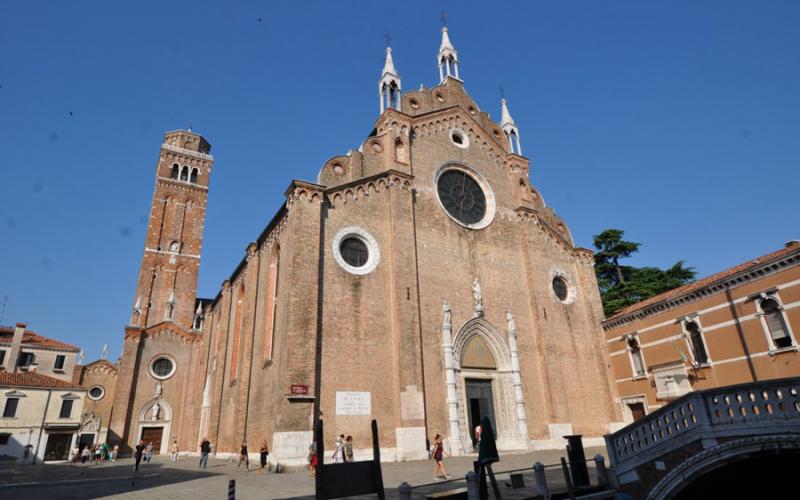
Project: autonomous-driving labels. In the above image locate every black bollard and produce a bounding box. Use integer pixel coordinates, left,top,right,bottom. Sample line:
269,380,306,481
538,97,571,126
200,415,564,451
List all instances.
564,435,590,488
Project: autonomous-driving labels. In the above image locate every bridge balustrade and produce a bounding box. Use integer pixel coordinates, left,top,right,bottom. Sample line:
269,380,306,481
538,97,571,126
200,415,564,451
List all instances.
606,377,800,470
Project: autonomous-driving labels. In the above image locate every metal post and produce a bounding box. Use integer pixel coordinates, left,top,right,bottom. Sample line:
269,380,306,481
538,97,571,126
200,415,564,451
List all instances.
227,479,235,500
398,482,412,500
534,462,549,500
561,457,576,500
594,455,609,487
564,435,590,487
466,471,479,500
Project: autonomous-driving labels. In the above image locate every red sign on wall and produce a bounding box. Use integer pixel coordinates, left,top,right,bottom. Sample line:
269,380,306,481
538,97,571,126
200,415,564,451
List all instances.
290,384,309,395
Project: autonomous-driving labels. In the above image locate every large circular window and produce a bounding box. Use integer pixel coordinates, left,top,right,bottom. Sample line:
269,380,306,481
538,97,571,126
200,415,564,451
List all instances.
435,165,496,229
550,271,576,304
332,227,380,275
149,356,176,380
88,386,105,401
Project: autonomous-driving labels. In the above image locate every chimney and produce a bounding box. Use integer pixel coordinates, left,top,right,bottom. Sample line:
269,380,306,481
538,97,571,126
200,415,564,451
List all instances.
6,322,27,374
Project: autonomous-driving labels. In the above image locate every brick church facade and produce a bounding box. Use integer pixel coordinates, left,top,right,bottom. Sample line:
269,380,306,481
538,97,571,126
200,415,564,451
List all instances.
86,27,621,461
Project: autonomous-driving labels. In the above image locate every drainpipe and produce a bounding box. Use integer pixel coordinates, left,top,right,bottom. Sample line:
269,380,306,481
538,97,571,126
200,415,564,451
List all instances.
32,388,53,465
725,286,757,382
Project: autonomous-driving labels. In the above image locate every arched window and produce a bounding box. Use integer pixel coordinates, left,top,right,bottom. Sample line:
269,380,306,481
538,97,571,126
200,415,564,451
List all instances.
263,246,280,361
171,164,179,179
395,138,406,163
761,297,793,349
190,168,198,183
685,321,709,365
230,282,245,380
627,335,645,378
180,166,189,181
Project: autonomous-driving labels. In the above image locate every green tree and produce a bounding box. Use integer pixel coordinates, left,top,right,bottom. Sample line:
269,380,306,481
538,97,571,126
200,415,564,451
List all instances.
593,229,696,317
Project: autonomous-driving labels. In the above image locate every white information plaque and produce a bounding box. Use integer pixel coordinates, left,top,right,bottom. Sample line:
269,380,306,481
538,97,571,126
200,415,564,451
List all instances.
335,391,371,416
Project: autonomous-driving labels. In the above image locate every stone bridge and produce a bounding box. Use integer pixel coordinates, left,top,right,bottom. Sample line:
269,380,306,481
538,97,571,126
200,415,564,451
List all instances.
605,377,800,499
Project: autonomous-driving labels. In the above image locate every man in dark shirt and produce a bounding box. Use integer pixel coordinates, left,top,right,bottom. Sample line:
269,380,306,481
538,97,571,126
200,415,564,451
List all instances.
134,440,145,471
199,438,211,468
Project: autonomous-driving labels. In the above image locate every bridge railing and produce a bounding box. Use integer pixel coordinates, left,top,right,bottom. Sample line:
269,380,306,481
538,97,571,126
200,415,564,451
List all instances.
606,377,800,467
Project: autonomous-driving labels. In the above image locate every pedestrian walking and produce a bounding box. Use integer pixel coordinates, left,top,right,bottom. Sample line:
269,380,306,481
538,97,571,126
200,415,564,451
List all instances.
308,442,318,477
199,437,211,468
344,435,354,463
431,434,449,480
112,444,119,461
473,424,482,451
81,446,91,464
145,442,154,463
332,434,345,463
259,440,269,474
101,442,109,462
237,440,250,470
93,445,102,464
134,440,145,472
170,440,179,461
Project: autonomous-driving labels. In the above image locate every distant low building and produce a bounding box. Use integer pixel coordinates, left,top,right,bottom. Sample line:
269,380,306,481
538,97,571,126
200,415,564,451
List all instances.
603,241,800,422
0,323,87,463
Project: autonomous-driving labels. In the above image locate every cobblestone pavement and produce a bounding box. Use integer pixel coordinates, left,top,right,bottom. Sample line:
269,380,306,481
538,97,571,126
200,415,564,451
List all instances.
0,447,606,500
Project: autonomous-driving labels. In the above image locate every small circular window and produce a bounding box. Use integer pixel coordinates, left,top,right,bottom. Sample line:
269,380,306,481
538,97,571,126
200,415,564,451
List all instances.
409,98,420,110
333,227,381,275
552,276,569,302
450,129,469,149
149,356,176,380
88,386,105,401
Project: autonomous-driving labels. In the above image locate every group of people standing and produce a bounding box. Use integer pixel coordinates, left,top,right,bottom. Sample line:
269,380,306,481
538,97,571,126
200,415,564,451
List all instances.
305,434,355,477
71,442,119,465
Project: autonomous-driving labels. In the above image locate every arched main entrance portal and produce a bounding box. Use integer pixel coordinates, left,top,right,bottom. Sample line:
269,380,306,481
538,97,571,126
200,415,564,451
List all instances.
445,317,528,454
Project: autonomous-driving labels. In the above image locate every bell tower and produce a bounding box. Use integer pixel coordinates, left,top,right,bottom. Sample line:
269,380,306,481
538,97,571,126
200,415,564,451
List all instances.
130,130,214,330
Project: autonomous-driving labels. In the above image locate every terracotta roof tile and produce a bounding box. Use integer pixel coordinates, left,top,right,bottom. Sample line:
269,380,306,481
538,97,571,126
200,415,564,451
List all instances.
0,371,83,389
0,327,80,352
607,243,800,321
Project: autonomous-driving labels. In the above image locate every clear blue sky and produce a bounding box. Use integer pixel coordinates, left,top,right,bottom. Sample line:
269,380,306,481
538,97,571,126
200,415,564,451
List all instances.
1,1,798,360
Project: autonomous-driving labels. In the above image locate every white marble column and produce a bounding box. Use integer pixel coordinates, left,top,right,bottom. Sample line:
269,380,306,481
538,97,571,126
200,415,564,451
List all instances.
507,312,529,439
442,301,463,454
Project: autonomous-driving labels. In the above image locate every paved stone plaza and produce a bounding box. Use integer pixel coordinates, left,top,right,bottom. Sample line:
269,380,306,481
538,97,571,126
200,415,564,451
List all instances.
0,447,605,499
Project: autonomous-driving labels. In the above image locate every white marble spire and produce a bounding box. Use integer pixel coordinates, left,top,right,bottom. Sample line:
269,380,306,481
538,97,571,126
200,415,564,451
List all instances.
438,27,459,82
379,47,402,113
500,98,522,155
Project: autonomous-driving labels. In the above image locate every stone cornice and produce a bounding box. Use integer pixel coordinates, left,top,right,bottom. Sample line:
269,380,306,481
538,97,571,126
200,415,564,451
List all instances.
157,177,209,192
125,321,202,344
515,207,590,264
161,143,214,162
602,249,800,330
326,170,413,207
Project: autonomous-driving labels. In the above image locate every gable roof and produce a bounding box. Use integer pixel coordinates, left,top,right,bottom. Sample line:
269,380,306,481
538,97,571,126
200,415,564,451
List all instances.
0,371,83,390
0,326,80,352
605,242,800,323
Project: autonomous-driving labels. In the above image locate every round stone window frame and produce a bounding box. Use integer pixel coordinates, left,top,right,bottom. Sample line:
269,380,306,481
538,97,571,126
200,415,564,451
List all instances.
449,128,470,149
549,269,577,305
88,385,105,401
332,226,381,276
433,163,497,230
148,354,177,381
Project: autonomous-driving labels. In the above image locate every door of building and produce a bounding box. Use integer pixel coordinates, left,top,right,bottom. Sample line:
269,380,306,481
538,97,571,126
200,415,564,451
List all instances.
43,433,72,461
465,379,497,448
140,427,164,454
628,402,646,421
78,433,95,454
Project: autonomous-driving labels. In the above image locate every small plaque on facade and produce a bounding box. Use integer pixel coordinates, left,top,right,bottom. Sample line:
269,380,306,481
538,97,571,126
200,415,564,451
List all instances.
336,391,371,416
290,384,309,395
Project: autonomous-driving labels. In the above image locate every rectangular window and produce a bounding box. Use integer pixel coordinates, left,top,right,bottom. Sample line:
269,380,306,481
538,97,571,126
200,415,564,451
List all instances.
0,433,10,445
59,400,74,419
0,350,6,366
18,352,34,369
3,398,19,418
54,355,66,370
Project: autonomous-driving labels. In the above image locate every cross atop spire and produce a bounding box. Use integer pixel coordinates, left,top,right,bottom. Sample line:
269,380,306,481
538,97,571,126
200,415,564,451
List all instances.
440,11,448,28
384,31,391,48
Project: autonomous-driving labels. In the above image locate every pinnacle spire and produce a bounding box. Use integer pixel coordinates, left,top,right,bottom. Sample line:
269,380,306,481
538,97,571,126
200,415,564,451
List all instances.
501,98,516,127
437,26,459,82
500,98,522,155
379,44,402,113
